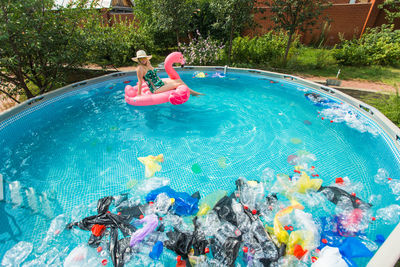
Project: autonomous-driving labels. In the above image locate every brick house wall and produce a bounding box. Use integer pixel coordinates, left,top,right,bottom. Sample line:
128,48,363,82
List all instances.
248,0,399,45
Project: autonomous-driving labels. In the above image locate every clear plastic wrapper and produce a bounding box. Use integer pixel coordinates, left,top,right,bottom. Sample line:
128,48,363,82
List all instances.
376,204,400,225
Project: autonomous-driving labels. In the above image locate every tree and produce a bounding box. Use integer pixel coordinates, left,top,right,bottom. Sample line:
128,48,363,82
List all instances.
154,0,194,46
379,0,400,24
0,0,93,102
265,0,331,63
133,0,194,48
210,0,256,64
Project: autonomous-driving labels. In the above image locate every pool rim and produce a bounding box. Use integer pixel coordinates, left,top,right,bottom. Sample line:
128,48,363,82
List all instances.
0,66,399,266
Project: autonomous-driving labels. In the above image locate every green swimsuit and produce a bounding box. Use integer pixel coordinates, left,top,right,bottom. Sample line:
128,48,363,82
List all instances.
143,69,165,93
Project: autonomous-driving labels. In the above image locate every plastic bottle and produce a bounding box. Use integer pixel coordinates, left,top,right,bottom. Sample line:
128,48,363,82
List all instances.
388,179,400,198
200,211,220,237
376,204,400,225
232,200,251,233
214,221,241,243
261,168,275,185
153,193,173,214
250,219,279,261
37,214,67,253
374,168,389,185
149,241,163,261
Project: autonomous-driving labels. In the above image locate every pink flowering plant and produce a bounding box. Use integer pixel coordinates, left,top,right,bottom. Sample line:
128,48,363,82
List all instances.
179,30,225,65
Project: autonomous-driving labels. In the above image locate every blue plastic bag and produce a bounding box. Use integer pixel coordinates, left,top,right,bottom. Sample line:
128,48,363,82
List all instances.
146,186,199,216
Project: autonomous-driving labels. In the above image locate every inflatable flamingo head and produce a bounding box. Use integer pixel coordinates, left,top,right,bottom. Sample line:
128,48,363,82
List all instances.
165,52,186,66
164,52,186,80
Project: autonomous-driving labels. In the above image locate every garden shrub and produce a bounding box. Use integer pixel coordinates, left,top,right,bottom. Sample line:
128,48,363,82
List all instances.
230,31,299,67
334,25,400,66
85,20,154,67
179,30,225,65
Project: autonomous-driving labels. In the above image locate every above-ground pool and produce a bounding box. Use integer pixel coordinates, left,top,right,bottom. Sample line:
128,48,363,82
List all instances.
1,68,399,266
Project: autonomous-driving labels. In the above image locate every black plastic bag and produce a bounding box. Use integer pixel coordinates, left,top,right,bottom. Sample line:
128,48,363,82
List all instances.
319,186,371,208
209,237,240,267
213,196,238,226
66,196,137,267
164,228,193,257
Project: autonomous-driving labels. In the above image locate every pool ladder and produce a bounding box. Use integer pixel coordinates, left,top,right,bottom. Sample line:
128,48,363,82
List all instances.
6,180,57,218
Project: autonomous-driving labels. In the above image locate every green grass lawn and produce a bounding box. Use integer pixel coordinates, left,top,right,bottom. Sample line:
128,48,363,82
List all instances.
293,65,400,86
274,48,400,86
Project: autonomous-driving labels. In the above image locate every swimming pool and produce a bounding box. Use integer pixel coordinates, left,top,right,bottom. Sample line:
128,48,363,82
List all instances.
0,67,399,266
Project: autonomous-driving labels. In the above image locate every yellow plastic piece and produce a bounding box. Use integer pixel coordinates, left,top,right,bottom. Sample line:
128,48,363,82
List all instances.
296,171,323,193
170,198,175,204
195,72,206,78
196,190,227,217
197,203,211,216
273,202,304,244
287,231,303,254
247,180,259,187
137,154,164,178
294,165,304,171
287,230,314,255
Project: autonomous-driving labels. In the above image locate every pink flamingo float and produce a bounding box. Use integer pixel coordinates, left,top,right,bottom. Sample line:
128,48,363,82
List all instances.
124,52,190,106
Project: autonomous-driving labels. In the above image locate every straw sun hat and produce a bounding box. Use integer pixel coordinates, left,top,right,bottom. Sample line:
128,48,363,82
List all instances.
131,50,152,62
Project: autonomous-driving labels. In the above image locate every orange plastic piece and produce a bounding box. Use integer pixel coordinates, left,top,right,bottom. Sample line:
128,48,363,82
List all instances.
293,244,308,259
91,224,106,237
336,177,344,184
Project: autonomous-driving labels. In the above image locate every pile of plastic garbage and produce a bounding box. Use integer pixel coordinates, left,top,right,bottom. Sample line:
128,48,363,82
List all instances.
3,152,398,267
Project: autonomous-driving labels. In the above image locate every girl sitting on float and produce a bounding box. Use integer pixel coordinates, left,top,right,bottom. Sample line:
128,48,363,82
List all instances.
133,50,203,96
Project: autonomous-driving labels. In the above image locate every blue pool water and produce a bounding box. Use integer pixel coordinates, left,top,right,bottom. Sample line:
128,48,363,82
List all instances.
0,70,399,264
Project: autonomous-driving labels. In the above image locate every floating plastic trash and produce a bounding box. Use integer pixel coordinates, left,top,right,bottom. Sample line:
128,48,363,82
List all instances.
311,246,348,267
290,138,302,144
193,72,207,78
191,163,202,174
138,154,164,178
146,186,199,216
217,157,228,168
338,237,373,266
126,179,138,189
212,72,225,78
305,92,335,107
149,241,163,260
130,214,158,247
287,154,298,165
197,190,227,216
10,154,389,267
